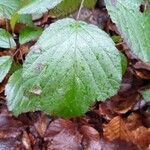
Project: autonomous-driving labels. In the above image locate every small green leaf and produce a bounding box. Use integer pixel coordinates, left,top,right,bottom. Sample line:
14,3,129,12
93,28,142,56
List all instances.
19,0,63,14
6,18,122,118
19,26,43,44
18,14,33,26
50,0,96,17
111,35,122,44
0,28,16,48
105,0,150,62
142,89,150,102
0,0,20,19
10,13,20,30
10,13,33,30
120,53,127,75
0,56,13,82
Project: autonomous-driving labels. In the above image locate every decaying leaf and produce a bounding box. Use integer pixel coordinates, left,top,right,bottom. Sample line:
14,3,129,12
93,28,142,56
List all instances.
34,113,51,137
132,126,150,149
0,114,23,139
22,131,32,150
81,125,102,150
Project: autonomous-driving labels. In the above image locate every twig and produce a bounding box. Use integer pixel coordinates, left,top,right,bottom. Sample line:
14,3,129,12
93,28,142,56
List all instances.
76,0,85,20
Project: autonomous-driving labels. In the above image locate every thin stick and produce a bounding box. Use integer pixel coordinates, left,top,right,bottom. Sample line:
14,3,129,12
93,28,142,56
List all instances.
76,0,85,20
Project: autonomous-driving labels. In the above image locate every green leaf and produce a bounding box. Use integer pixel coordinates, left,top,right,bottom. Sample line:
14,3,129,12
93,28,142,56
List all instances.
19,0,63,14
0,0,33,28
120,53,127,75
50,0,96,17
0,28,16,48
5,69,40,115
105,0,150,62
19,26,43,44
6,18,122,118
18,14,33,26
0,0,20,19
142,89,150,102
10,13,20,30
10,13,33,29
0,56,12,82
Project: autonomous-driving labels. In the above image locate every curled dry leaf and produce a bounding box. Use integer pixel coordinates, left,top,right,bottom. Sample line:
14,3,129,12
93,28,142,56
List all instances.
109,94,140,114
45,119,82,150
99,102,116,120
34,113,51,137
22,131,32,150
103,116,133,142
81,125,102,150
134,61,150,79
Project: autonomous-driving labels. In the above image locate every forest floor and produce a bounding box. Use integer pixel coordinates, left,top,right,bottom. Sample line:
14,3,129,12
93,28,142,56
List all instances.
0,1,150,150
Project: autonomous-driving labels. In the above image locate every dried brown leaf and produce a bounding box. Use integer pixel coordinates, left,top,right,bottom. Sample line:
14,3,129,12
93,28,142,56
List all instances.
109,94,140,114
134,62,150,79
45,119,82,150
0,138,21,150
103,116,133,142
15,42,33,62
47,129,82,150
0,114,23,139
125,113,142,131
99,102,116,120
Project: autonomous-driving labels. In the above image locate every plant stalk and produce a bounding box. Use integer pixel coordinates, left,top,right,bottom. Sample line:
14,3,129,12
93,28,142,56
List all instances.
76,0,85,20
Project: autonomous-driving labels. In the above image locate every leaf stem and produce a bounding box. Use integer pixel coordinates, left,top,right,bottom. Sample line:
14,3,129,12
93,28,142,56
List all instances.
76,0,85,20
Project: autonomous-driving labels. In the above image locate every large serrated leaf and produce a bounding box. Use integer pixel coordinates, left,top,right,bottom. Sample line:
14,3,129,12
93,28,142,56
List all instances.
50,0,96,17
0,28,16,48
5,69,40,115
19,0,63,14
6,18,122,118
105,0,150,62
0,56,12,82
0,0,20,19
